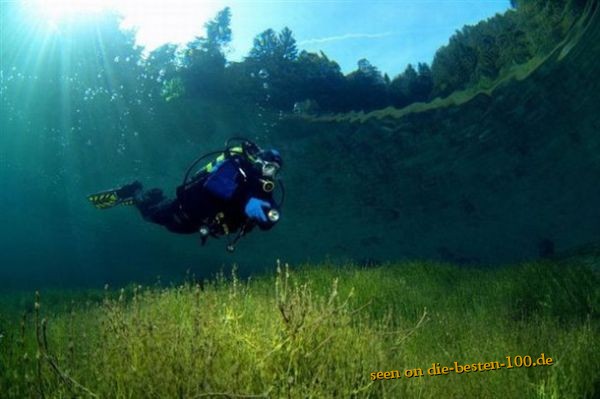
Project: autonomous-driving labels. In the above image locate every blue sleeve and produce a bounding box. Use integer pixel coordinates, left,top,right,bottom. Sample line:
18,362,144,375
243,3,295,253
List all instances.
203,159,240,200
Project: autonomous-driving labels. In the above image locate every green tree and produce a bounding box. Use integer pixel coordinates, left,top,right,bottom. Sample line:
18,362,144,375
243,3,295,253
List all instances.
248,29,280,61
278,27,298,61
345,59,388,111
431,27,482,96
510,0,585,54
180,7,232,97
402,64,419,98
245,27,300,108
204,7,232,53
247,26,298,64
415,63,434,101
293,50,346,110
390,63,431,107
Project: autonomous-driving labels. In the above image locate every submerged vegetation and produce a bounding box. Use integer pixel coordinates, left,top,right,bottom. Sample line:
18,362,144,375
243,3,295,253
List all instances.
0,259,598,398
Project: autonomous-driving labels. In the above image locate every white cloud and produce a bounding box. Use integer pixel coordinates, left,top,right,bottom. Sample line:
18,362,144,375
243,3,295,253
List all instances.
298,32,394,46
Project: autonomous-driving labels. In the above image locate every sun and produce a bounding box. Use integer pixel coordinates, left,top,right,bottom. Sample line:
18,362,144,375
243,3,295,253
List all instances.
26,0,225,53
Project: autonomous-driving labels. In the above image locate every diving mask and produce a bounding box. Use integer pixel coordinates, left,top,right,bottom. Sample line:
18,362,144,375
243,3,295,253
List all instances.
259,160,280,177
255,149,282,177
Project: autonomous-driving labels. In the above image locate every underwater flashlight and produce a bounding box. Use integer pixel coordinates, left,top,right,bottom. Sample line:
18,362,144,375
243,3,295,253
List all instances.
267,209,280,223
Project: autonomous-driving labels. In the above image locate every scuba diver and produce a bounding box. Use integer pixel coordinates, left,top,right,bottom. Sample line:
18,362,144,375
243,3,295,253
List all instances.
87,138,283,252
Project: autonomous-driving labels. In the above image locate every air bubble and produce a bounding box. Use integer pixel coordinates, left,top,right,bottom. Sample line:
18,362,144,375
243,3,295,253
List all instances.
258,69,269,79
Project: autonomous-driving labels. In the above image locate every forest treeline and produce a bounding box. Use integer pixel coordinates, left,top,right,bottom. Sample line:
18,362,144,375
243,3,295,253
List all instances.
0,0,591,116
152,0,589,113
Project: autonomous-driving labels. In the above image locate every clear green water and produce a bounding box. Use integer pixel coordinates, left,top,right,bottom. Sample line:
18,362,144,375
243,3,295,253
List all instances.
0,1,598,289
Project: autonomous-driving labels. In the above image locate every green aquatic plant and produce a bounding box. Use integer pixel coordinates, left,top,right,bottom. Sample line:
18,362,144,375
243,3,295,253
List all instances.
0,259,598,398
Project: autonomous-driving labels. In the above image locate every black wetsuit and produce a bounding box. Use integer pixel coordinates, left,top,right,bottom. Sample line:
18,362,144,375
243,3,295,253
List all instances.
135,154,279,235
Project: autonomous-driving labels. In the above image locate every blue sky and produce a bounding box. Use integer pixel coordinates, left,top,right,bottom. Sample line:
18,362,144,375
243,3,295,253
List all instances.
222,0,511,76
30,0,512,77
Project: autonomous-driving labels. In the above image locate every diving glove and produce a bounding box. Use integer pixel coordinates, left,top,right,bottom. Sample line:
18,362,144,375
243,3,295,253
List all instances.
244,197,271,223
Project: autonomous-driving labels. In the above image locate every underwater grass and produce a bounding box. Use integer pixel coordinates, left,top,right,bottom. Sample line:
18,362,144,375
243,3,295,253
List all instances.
0,259,598,398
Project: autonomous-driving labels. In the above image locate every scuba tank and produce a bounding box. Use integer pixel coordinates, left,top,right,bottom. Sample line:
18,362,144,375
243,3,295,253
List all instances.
180,137,259,190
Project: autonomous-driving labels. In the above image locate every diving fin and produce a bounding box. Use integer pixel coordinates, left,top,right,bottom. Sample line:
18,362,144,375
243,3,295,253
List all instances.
88,181,142,209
